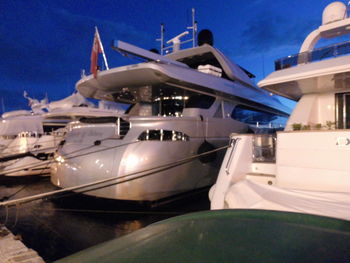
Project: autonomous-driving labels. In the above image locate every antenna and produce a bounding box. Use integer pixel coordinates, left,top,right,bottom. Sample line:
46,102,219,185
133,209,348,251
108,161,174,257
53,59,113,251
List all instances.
166,31,189,52
81,69,86,78
162,8,198,53
156,23,165,55
187,8,197,47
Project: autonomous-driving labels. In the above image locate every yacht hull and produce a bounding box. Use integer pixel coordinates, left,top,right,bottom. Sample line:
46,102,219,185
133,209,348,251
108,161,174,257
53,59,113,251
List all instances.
51,117,246,201
0,134,60,176
52,140,224,201
1,156,51,176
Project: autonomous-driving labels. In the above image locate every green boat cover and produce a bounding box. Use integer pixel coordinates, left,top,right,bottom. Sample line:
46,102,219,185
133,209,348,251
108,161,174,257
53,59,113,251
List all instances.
56,209,350,263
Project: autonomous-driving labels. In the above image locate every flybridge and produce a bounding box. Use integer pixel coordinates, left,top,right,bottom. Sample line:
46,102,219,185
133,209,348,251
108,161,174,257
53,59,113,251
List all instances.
111,8,198,65
112,40,189,68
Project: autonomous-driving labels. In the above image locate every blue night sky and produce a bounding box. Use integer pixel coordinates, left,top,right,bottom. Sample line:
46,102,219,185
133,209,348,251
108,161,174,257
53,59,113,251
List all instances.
0,0,343,112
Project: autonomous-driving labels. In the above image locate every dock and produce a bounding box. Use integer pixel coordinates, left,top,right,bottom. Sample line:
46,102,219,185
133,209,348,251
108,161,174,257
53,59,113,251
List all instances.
0,225,44,263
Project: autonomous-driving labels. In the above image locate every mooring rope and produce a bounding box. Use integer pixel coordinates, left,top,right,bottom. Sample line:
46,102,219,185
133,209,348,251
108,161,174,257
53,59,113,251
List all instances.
0,144,229,207
19,206,184,216
0,139,140,176
12,204,19,227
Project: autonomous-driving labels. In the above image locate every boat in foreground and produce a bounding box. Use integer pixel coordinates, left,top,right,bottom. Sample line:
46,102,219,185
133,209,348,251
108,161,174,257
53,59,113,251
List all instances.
210,1,350,220
55,209,350,263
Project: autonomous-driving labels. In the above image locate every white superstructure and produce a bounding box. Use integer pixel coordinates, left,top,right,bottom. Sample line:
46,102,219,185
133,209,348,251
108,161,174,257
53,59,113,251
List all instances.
210,2,350,220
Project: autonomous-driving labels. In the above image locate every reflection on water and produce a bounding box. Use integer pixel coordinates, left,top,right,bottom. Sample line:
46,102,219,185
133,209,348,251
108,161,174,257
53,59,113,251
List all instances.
0,177,210,262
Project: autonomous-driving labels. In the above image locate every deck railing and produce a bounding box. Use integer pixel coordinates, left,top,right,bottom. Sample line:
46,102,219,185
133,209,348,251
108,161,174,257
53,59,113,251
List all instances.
275,40,350,70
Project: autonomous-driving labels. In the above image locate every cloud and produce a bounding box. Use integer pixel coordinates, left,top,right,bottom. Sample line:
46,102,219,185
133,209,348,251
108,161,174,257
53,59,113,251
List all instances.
237,11,319,55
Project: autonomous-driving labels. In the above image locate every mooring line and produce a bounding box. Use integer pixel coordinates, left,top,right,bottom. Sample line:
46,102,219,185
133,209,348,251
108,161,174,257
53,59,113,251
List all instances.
1,206,9,226
20,206,183,216
0,140,140,176
0,145,229,207
12,204,20,228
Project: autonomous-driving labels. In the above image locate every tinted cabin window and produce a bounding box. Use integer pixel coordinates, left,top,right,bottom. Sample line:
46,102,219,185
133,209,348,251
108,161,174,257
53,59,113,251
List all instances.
79,117,118,123
127,99,184,117
124,104,135,114
153,99,184,116
335,92,350,129
138,130,189,141
185,94,215,109
43,125,66,133
231,105,277,125
213,104,223,118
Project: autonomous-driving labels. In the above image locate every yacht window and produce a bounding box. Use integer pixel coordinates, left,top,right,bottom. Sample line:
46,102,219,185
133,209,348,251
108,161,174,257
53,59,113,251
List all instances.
153,98,184,116
43,125,66,133
79,117,119,123
124,104,135,114
213,104,223,118
0,135,17,140
335,92,350,129
138,130,189,141
231,105,278,125
127,99,185,117
18,132,41,138
45,116,73,120
185,94,215,109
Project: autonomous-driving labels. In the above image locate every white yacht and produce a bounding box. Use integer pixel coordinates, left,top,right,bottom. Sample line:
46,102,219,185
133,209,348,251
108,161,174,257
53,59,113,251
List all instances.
210,2,350,220
0,93,46,153
51,16,289,203
0,91,121,176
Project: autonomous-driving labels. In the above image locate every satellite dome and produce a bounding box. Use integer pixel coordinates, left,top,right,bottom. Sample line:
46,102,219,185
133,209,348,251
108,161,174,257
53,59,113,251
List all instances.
198,29,214,46
322,1,347,25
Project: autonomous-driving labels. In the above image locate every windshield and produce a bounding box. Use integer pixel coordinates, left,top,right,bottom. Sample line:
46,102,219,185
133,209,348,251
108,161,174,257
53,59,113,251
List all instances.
118,84,216,117
127,97,186,117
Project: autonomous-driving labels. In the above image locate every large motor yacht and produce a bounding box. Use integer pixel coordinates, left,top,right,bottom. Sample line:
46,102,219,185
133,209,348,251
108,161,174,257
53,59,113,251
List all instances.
0,92,47,153
210,1,350,220
0,91,121,176
51,19,289,203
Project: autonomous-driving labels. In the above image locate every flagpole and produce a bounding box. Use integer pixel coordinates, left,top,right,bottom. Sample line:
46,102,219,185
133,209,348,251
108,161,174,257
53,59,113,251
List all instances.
95,26,109,70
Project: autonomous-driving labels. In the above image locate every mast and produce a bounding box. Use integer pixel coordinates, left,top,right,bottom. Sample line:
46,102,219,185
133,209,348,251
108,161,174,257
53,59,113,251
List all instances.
157,8,197,54
187,8,197,47
156,23,165,55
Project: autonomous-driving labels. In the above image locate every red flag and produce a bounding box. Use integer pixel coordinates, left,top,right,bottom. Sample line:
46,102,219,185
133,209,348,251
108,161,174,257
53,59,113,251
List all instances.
90,29,102,78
